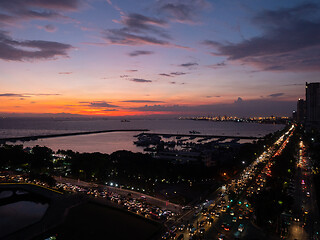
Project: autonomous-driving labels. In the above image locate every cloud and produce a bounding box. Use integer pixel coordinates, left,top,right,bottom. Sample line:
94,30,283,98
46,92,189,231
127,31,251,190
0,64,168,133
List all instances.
102,109,118,112
0,92,60,97
130,78,152,83
159,71,187,77
103,13,171,46
86,101,118,108
159,73,172,77
170,81,176,84
129,98,296,116
207,62,226,69
59,72,72,74
127,69,138,72
156,0,210,24
179,62,198,68
128,50,154,57
39,24,57,32
206,95,221,98
268,93,284,98
0,0,81,25
121,100,165,103
0,31,73,61
120,75,129,78
103,12,189,49
203,3,320,71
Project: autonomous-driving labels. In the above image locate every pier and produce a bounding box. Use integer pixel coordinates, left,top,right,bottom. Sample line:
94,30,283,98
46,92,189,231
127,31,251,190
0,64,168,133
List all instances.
137,132,262,140
0,129,150,144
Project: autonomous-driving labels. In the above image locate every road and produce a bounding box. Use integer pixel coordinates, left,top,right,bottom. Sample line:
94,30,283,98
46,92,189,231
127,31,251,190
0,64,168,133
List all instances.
54,176,182,213
163,125,295,240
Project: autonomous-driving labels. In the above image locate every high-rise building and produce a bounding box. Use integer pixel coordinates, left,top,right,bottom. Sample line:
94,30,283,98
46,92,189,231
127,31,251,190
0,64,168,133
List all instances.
305,82,320,128
296,98,305,123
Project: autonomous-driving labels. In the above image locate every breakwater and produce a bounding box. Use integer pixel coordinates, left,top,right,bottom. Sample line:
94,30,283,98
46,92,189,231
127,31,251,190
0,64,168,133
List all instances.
0,129,150,143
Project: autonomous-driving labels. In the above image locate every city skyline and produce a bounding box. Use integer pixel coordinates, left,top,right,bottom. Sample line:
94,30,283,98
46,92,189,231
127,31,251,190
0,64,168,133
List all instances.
1,0,320,117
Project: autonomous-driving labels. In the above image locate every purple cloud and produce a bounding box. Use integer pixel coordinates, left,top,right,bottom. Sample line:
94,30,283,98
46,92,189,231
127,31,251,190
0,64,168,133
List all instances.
128,50,154,57
130,78,152,83
0,31,73,61
203,3,320,71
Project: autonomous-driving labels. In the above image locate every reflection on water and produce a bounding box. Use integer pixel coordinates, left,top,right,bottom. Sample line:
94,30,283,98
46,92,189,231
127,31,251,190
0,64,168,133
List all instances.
0,190,48,238
4,120,285,154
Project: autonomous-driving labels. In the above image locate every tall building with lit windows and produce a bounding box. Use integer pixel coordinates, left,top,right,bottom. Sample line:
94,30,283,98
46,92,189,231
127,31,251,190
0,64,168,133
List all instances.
296,98,305,123
305,82,320,128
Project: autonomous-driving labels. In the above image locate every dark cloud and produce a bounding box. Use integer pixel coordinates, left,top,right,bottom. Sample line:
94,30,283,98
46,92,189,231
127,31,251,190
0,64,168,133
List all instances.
42,24,57,32
0,93,29,97
128,50,154,57
156,0,210,24
103,13,171,46
129,98,295,116
179,62,198,68
130,78,152,83
102,109,118,112
86,101,118,108
127,69,138,72
170,81,176,84
170,72,186,76
0,0,81,25
0,93,60,97
104,28,170,46
0,31,73,61
59,72,72,74
203,3,320,71
120,75,129,78
268,93,284,97
121,100,165,103
159,71,187,77
207,62,226,69
159,73,172,77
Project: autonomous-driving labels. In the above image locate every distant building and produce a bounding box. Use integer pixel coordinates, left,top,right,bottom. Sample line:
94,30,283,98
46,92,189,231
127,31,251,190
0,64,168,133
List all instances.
296,98,305,123
306,82,320,128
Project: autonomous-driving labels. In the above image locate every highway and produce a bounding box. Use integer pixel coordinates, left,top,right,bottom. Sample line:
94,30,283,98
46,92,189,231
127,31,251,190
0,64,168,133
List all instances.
162,125,295,240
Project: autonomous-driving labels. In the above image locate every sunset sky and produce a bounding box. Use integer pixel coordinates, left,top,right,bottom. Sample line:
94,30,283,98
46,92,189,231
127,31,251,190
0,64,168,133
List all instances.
1,0,320,117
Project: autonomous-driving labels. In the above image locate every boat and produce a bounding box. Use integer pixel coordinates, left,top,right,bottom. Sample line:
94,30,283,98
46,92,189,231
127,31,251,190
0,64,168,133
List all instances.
189,130,200,134
121,119,130,122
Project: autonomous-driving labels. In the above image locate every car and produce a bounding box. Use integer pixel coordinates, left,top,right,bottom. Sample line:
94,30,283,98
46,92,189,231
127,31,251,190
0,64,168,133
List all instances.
170,226,177,233
232,216,237,222
189,228,197,236
182,205,192,210
224,224,230,231
178,224,185,231
199,228,205,234
199,220,205,227
187,224,193,231
238,224,244,232
161,232,170,239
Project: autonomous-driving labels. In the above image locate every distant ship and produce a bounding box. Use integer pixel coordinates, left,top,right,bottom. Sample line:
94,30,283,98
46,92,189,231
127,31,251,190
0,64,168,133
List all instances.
121,120,130,122
189,130,200,134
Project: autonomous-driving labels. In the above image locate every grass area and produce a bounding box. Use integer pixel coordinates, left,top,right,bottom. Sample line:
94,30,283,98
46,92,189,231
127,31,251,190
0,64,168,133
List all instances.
42,202,162,240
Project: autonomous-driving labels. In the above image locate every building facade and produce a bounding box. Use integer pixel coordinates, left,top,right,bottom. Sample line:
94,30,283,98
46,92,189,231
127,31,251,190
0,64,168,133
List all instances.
306,82,320,128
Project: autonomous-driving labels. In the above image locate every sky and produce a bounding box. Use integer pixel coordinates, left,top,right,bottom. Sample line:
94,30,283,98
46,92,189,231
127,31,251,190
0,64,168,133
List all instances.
1,0,320,117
